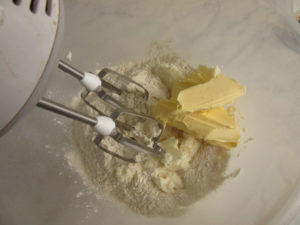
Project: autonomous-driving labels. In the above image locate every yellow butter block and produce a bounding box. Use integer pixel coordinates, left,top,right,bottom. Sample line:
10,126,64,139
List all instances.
171,80,198,100
177,74,245,112
171,65,220,100
152,65,245,150
181,109,240,147
205,126,240,143
153,104,240,149
206,140,238,149
152,99,177,123
199,107,235,129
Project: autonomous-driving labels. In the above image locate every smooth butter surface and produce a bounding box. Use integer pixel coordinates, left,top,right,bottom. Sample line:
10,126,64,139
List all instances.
177,74,245,112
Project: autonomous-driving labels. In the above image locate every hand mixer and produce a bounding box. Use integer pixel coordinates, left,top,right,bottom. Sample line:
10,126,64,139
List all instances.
0,0,164,162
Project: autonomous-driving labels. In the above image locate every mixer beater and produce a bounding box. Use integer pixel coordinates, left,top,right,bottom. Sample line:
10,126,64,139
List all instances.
37,61,165,163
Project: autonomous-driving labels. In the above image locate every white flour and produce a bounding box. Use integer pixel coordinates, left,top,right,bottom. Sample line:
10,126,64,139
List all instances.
72,47,231,217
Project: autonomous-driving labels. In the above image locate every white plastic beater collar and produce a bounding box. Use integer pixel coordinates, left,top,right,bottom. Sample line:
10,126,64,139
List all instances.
80,72,102,91
93,116,116,136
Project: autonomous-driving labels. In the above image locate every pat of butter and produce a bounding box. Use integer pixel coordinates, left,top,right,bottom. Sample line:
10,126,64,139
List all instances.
153,100,240,149
171,65,220,100
152,99,177,123
183,119,240,148
178,108,240,148
185,107,236,129
152,65,245,149
206,139,238,149
177,74,245,112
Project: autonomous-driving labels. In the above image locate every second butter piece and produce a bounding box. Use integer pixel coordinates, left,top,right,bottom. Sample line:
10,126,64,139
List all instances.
177,74,245,112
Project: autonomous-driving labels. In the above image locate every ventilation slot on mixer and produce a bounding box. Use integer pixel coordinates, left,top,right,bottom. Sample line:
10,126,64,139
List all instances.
12,0,22,5
45,0,52,16
30,0,39,13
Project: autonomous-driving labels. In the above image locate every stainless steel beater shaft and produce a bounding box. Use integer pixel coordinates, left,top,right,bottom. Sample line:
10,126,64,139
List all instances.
37,98,97,126
58,60,84,80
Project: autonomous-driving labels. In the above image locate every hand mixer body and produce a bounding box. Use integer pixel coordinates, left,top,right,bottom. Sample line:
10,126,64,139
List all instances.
0,0,63,136
0,1,164,161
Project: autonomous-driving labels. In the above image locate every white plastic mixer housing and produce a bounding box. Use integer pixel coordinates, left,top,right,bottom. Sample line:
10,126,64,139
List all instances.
0,0,63,136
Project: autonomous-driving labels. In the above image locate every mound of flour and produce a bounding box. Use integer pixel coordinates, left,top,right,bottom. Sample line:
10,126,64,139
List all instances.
72,51,230,217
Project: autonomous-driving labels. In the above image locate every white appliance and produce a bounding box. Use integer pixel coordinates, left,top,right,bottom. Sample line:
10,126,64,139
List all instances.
0,0,63,136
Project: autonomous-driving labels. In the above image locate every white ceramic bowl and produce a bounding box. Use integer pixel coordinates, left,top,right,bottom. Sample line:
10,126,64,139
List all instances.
1,0,300,224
